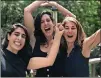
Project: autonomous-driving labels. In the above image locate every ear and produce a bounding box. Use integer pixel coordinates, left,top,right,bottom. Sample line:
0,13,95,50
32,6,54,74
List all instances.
7,34,10,41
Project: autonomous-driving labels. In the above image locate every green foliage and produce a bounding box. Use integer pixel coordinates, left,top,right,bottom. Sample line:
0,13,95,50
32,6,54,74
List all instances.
1,1,24,36
57,1,101,37
1,1,101,37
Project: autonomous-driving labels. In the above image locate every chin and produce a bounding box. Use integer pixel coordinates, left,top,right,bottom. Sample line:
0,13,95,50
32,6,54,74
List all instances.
46,33,52,37
68,41,74,43
67,39,75,43
14,47,23,51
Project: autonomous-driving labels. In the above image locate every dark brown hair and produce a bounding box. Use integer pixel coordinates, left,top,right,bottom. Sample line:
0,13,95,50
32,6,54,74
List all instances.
2,23,32,65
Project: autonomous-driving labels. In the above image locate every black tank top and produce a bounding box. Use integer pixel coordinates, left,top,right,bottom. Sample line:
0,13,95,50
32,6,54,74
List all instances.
32,37,65,77
64,44,89,77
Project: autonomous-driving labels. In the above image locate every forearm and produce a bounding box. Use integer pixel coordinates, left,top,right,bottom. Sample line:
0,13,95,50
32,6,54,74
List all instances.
46,34,61,65
24,1,44,13
24,1,44,35
92,29,101,47
27,26,63,70
86,29,101,49
50,2,76,18
27,35,61,70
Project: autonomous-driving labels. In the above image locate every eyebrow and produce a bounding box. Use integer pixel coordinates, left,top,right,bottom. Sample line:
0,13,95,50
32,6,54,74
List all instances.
65,26,76,28
14,32,26,35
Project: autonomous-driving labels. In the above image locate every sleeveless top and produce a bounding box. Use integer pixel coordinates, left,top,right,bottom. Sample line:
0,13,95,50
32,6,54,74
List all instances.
1,49,27,77
63,43,89,77
32,37,65,77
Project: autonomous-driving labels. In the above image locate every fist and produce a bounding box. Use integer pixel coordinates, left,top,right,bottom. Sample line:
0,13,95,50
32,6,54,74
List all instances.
57,23,64,31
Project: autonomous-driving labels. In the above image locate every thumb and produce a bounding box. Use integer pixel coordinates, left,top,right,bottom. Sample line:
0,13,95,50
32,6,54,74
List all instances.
60,29,64,35
55,25,59,32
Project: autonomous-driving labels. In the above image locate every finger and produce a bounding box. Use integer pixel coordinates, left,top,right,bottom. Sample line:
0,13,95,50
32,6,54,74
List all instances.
59,25,64,31
40,3,49,6
57,23,64,31
60,29,64,35
55,25,60,32
55,25,58,30
56,23,61,27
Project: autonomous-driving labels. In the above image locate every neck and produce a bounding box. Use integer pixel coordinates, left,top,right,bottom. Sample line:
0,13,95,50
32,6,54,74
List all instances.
7,46,18,54
66,42,75,54
46,35,53,44
67,42,74,48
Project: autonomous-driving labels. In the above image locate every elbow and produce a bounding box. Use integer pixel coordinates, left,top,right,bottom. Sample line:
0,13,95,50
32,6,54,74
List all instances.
50,63,54,66
47,60,54,66
65,14,76,18
24,8,28,12
49,62,54,66
24,8,31,13
73,15,76,18
71,14,76,18
27,58,33,70
27,66,31,70
47,63,53,67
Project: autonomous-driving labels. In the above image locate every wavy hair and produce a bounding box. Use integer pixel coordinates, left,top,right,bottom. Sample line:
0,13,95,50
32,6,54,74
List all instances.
2,23,32,65
61,17,86,49
34,11,54,45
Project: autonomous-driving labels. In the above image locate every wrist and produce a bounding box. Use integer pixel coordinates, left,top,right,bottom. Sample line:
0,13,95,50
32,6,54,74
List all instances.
48,1,57,6
35,0,45,4
54,34,62,41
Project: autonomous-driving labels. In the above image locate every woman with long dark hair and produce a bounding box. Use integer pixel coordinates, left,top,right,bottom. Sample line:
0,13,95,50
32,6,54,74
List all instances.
1,23,64,77
24,1,76,77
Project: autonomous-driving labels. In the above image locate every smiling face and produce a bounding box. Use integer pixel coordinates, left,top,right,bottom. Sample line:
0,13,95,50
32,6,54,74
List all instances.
63,21,77,43
41,14,54,37
7,27,26,53
62,17,86,46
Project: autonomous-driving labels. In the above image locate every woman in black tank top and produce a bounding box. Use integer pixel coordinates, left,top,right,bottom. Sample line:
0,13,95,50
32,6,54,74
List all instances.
24,0,76,77
61,17,101,77
1,23,64,77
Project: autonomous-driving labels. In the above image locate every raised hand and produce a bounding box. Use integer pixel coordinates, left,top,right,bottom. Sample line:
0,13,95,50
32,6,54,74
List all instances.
40,1,57,7
54,23,64,38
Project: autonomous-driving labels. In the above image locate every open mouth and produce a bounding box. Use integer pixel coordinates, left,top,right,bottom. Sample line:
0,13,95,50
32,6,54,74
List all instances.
67,35,73,38
45,28,51,32
14,41,21,46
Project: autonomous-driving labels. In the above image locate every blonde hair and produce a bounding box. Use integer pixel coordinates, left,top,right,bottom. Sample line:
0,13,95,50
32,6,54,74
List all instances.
62,17,86,46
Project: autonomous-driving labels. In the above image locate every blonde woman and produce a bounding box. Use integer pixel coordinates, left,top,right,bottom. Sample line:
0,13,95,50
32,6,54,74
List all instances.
61,17,101,77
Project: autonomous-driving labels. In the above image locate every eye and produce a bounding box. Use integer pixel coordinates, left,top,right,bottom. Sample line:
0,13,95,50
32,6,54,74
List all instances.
46,19,50,22
41,21,44,24
14,32,26,39
65,27,69,29
22,34,26,39
71,28,76,30
14,32,20,36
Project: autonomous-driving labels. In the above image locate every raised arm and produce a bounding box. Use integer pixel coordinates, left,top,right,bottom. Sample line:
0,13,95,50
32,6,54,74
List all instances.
24,1,46,48
27,24,64,70
41,1,76,18
24,1,45,33
85,29,101,49
82,29,101,57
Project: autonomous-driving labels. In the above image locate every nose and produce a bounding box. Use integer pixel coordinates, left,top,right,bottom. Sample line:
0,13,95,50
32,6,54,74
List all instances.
44,21,48,26
68,28,72,34
17,34,22,40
